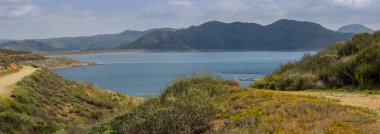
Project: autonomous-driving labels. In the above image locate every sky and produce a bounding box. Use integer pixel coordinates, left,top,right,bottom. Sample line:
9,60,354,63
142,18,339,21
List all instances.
0,0,379,39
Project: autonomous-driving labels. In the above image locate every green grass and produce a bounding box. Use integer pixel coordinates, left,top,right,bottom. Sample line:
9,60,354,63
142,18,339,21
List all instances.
252,32,380,91
0,69,142,133
214,88,378,133
93,75,380,134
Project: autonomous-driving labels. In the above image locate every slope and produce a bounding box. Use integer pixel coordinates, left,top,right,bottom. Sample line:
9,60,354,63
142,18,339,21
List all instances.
0,28,176,52
252,32,380,90
338,24,375,33
0,66,36,98
0,69,143,133
122,19,353,50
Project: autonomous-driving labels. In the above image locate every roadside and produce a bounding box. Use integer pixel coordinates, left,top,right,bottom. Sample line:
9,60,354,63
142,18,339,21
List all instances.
0,66,37,98
284,91,380,113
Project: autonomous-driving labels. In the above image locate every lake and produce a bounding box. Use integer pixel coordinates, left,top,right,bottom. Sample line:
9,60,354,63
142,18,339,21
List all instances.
53,51,312,97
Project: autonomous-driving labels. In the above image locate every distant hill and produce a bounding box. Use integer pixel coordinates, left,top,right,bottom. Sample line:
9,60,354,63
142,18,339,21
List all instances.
0,20,355,52
0,28,176,52
0,40,59,52
0,39,12,44
338,24,375,33
121,20,353,51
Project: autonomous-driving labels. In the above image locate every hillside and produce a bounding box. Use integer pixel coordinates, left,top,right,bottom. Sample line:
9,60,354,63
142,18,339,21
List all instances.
0,49,143,133
121,19,353,50
338,24,375,34
0,49,92,74
252,32,380,90
0,49,45,74
0,28,176,52
93,74,379,133
0,69,143,133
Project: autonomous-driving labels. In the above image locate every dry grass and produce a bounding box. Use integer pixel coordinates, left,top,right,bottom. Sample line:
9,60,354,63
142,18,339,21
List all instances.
94,75,379,134
210,87,380,134
284,91,380,114
0,69,143,133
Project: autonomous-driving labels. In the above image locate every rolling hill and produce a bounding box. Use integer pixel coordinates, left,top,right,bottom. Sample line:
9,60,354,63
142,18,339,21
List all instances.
338,24,375,34
0,20,355,52
121,19,354,50
0,28,176,52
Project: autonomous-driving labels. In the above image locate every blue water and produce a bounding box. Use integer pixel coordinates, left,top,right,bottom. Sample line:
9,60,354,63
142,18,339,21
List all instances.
53,51,312,97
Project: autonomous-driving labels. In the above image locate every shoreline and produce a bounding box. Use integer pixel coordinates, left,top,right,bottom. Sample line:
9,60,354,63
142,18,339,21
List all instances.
39,49,317,56
48,62,97,70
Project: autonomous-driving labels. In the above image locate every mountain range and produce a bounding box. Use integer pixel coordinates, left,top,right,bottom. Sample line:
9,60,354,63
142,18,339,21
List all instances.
0,28,176,52
121,19,353,50
337,24,375,34
0,20,355,51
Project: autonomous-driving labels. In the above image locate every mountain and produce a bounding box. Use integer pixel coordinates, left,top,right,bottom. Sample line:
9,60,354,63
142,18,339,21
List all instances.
0,20,355,52
0,28,176,52
0,40,59,52
337,24,375,33
0,39,12,44
253,32,380,90
120,19,354,50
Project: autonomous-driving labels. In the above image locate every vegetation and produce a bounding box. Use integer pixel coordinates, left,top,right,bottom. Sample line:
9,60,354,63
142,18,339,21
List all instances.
0,69,143,133
0,49,45,74
252,32,380,90
93,74,379,133
21,57,95,69
0,49,94,73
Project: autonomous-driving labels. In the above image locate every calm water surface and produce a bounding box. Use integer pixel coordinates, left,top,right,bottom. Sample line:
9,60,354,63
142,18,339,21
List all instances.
53,51,312,97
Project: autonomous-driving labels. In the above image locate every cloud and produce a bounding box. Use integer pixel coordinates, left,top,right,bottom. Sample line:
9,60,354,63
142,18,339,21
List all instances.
141,0,200,19
0,0,39,19
333,0,372,8
168,0,194,7
0,0,379,39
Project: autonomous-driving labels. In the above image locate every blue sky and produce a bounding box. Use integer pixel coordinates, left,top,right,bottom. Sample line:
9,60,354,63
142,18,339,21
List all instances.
0,0,379,39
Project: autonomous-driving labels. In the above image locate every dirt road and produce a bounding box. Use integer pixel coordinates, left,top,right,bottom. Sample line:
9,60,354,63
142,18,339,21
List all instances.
0,66,37,98
287,91,380,113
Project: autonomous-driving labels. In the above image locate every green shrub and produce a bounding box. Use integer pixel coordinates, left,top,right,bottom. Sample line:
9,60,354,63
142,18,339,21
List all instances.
1,69,141,133
354,64,375,89
253,33,380,90
94,74,224,134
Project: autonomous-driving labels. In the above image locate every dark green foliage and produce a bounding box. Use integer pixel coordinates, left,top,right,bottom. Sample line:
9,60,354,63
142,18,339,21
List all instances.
252,33,380,90
93,74,225,134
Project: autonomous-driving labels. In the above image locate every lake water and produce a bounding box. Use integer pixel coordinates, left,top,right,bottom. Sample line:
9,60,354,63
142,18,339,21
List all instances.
53,51,311,97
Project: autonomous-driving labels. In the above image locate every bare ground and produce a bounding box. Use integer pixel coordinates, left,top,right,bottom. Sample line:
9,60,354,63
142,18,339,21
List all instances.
285,91,380,112
281,90,380,129
0,66,37,98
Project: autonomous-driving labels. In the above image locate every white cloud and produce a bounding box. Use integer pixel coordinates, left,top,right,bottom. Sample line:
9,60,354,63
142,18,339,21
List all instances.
209,0,251,13
333,0,372,8
168,0,194,7
0,0,39,19
0,0,379,39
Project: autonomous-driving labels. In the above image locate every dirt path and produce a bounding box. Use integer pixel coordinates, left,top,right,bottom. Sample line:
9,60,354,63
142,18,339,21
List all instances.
286,91,380,113
0,66,37,98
